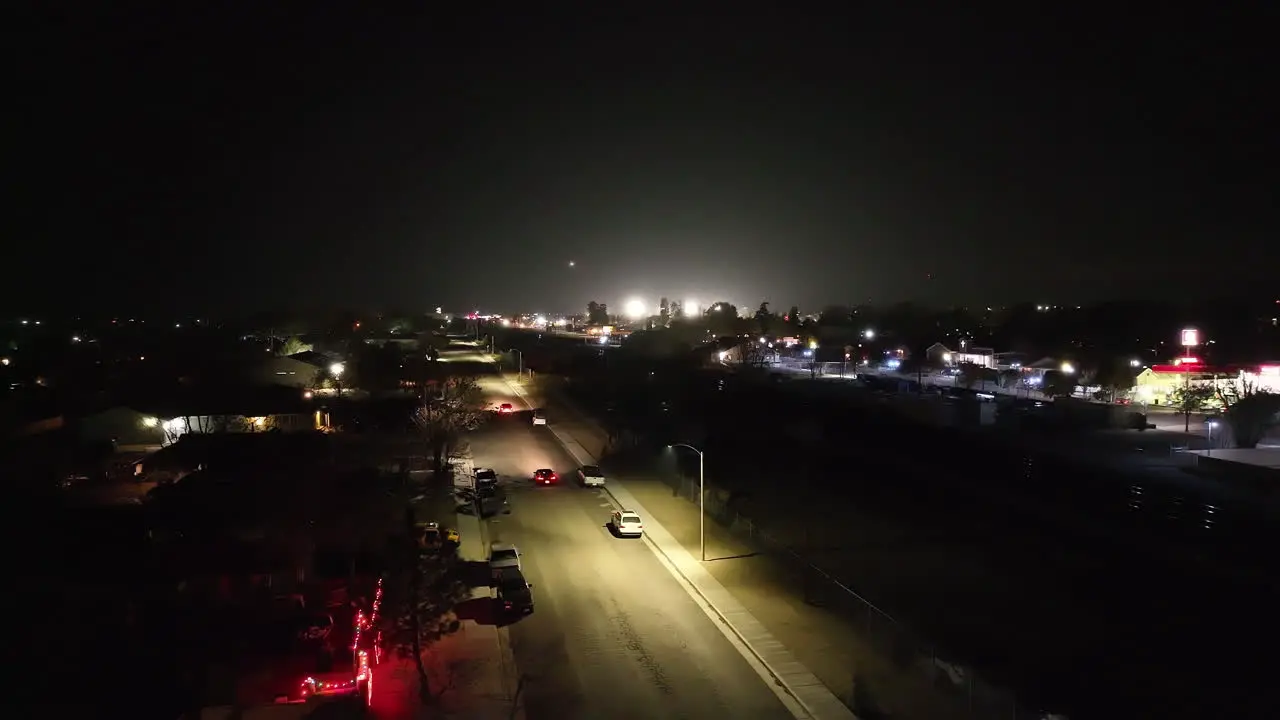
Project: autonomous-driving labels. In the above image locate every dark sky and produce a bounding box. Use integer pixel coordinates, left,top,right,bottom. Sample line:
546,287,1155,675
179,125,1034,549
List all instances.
12,6,1276,315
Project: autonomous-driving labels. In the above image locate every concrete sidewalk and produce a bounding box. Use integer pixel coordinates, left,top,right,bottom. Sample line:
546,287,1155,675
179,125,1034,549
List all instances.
501,373,858,720
448,486,524,720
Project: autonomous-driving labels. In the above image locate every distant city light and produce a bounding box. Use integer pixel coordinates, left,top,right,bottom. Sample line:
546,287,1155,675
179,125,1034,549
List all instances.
568,260,575,267
624,298,647,320
684,299,701,315
1060,362,1075,374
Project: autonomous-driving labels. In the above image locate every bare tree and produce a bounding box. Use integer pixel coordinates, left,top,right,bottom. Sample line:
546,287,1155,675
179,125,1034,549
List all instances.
412,376,488,475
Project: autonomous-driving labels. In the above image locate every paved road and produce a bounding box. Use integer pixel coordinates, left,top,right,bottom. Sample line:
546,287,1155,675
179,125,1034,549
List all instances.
466,374,794,720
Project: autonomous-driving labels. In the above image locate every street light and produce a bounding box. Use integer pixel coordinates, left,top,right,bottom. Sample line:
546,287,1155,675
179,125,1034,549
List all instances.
668,443,706,561
330,362,345,397
863,328,876,340
1206,419,1219,457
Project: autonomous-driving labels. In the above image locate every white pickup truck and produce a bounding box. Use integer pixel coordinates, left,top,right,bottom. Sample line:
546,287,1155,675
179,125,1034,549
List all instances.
578,464,605,487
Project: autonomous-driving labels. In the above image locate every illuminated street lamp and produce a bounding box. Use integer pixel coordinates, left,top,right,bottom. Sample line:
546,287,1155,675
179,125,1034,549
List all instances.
1130,358,1142,368
1060,362,1075,374
668,443,706,561
330,362,345,397
863,329,876,340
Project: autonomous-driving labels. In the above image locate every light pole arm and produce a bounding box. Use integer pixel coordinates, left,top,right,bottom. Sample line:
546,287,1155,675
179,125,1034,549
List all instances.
669,443,706,561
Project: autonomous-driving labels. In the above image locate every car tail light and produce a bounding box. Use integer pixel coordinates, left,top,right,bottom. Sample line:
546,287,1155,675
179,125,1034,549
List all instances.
504,601,512,609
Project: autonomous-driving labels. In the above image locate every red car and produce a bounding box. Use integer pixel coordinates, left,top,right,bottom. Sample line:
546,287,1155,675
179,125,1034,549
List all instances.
498,403,514,414
533,468,558,485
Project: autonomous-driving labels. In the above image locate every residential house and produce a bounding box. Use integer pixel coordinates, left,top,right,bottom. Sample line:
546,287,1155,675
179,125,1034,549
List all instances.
78,385,331,450
252,354,324,389
286,350,342,374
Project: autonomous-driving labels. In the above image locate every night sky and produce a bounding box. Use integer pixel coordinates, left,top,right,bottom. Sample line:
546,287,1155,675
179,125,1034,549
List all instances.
12,6,1276,315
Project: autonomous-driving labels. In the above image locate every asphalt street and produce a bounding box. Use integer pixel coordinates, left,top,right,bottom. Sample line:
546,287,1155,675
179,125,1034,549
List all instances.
465,366,795,720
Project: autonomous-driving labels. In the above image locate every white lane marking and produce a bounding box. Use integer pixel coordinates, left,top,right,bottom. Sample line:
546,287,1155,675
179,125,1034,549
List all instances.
492,369,813,720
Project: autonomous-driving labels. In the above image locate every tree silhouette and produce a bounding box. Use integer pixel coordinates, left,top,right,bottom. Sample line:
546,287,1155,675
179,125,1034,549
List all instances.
1169,383,1215,432
704,302,740,337
412,376,488,475
754,302,775,336
956,362,983,389
586,301,609,325
1216,380,1280,448
1041,371,1077,398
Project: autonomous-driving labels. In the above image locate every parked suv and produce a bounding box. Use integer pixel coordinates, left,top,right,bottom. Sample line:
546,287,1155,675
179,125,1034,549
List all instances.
495,570,534,615
610,509,644,537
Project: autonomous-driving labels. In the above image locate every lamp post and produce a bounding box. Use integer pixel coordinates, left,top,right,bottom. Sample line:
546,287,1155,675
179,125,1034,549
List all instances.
1180,327,1199,432
669,443,705,561
1206,419,1219,457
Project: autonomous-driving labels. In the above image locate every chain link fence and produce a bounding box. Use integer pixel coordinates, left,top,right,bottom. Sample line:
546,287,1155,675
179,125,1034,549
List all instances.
659,467,1037,719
